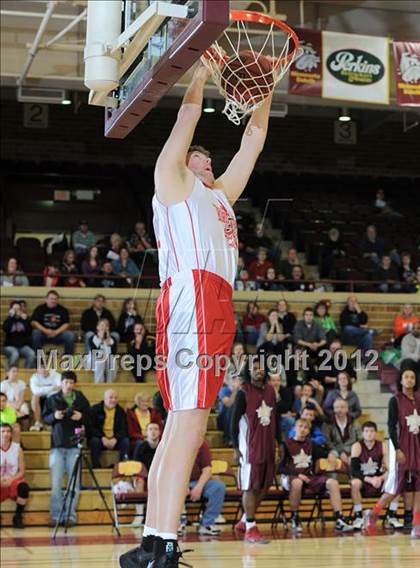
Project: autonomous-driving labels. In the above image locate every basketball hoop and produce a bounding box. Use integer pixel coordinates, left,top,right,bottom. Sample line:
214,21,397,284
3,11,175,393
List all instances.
201,10,300,125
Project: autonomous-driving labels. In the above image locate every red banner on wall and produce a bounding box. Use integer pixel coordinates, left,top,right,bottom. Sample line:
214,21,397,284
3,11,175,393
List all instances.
288,29,322,97
393,41,420,106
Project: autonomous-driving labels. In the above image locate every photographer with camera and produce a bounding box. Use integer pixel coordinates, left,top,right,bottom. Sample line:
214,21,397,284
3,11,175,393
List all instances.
42,370,90,526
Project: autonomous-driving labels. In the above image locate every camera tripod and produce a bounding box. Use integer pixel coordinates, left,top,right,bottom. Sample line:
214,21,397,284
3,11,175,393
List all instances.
53,441,121,538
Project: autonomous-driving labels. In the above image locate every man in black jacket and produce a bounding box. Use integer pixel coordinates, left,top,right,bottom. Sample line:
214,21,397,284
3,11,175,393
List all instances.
81,294,119,352
89,389,129,468
42,370,90,526
340,296,378,351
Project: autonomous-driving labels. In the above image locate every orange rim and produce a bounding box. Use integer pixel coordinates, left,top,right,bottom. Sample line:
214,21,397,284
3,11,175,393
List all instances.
229,9,300,65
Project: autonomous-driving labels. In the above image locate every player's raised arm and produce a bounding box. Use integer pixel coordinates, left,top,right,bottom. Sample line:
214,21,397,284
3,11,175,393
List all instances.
154,65,209,206
214,91,273,204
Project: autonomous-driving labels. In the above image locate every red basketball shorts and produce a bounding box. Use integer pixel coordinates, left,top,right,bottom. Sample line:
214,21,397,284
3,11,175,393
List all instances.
0,478,25,502
155,269,235,411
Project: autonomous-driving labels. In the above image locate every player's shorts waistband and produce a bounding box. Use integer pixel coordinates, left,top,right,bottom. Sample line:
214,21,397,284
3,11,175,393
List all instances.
161,269,233,295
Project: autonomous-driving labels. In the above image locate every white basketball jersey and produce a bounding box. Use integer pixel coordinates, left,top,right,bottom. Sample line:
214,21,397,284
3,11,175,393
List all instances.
0,441,20,478
152,177,238,287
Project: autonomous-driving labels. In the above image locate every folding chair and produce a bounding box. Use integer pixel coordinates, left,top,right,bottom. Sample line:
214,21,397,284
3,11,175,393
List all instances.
111,460,148,529
210,459,242,527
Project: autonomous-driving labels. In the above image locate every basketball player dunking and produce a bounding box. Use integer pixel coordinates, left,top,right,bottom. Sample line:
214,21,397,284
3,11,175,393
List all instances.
120,63,274,568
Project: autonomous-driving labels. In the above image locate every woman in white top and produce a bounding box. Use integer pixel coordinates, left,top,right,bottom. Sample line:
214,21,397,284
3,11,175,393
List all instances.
88,318,117,383
0,366,29,417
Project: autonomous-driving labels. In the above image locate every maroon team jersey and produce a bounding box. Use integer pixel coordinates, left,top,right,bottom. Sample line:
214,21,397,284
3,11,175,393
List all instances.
396,391,420,471
283,438,314,476
242,383,277,464
359,440,383,477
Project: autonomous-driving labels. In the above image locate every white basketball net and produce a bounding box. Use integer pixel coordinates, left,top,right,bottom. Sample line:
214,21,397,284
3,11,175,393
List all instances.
202,16,299,125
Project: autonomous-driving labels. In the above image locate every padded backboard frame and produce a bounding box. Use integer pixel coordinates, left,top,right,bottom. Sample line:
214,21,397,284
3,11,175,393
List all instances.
104,0,230,139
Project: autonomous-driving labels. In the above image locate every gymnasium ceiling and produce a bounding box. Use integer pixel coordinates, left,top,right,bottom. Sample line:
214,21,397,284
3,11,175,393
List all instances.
1,1,420,113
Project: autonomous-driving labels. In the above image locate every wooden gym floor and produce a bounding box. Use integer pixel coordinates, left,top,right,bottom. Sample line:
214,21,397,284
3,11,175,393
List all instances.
0,525,418,568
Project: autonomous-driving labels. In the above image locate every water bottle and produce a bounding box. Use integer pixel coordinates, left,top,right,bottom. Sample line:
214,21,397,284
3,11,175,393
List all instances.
180,512,187,531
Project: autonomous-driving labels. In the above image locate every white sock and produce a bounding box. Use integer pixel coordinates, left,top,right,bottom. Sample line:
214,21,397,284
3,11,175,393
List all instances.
354,504,362,514
156,532,177,541
240,513,246,523
389,502,398,512
246,521,256,531
143,526,157,537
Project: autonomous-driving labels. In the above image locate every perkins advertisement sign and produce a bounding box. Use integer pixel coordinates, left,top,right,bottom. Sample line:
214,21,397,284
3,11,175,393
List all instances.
322,31,390,104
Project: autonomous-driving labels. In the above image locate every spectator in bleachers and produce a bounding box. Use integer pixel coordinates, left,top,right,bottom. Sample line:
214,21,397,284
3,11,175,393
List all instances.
321,228,346,278
316,339,356,390
314,300,338,344
132,421,161,469
374,254,401,293
29,366,61,432
61,250,84,287
235,256,246,280
257,309,288,356
287,265,315,292
293,381,324,417
393,304,419,347
259,267,285,292
268,373,294,436
217,373,241,446
229,342,248,380
72,220,96,255
117,299,143,342
287,403,328,446
3,300,35,369
248,247,273,282
416,266,420,293
106,233,124,261
0,258,29,287
360,225,385,265
0,392,20,441
293,307,327,358
277,299,296,338
127,221,155,264
323,371,361,420
400,252,417,293
90,389,130,469
127,322,155,382
285,347,316,389
0,366,29,419
0,422,30,528
241,302,267,345
187,440,226,536
152,390,167,426
400,322,420,369
340,296,378,351
234,268,257,291
112,248,140,286
81,294,119,352
127,393,163,455
374,189,402,217
245,223,274,257
31,290,75,355
100,260,120,288
43,370,90,526
81,246,102,287
278,247,300,280
325,399,362,466
42,262,60,288
279,418,353,533
88,319,117,383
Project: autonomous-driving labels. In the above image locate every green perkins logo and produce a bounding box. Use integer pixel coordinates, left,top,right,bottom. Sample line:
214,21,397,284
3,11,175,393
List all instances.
327,49,385,85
